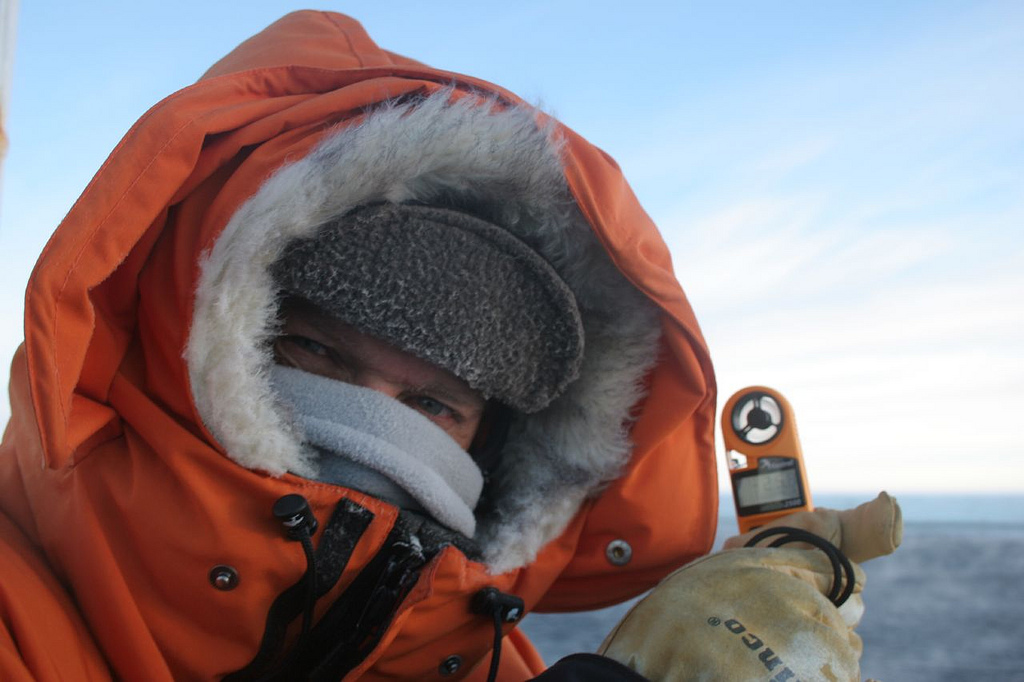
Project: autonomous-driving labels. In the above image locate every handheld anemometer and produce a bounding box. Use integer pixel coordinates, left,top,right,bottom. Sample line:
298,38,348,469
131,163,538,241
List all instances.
723,387,813,533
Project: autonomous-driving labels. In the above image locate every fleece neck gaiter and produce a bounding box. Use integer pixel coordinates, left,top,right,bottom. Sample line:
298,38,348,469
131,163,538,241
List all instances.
270,365,483,537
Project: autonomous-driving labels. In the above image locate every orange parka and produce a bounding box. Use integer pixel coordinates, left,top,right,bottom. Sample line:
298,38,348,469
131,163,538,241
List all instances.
0,11,717,681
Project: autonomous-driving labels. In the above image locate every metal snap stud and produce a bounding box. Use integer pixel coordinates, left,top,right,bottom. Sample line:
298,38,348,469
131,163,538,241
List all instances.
439,654,462,676
605,539,632,566
209,565,240,591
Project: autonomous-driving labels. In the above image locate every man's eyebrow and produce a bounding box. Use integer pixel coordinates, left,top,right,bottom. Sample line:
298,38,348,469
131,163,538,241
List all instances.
309,309,484,409
428,381,485,408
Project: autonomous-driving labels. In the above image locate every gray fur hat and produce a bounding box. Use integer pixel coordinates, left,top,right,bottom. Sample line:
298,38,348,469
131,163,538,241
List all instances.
270,203,585,413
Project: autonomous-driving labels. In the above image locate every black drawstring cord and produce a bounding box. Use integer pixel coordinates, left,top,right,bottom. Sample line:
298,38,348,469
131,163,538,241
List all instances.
472,587,525,682
743,526,856,607
297,533,317,636
272,495,321,635
486,609,503,682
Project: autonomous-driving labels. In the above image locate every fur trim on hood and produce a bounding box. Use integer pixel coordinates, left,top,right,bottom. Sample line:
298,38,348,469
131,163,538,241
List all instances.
186,91,661,572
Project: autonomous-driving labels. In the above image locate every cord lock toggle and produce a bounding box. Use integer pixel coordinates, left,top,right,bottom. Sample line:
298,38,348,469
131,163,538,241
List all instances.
272,494,319,540
472,587,525,623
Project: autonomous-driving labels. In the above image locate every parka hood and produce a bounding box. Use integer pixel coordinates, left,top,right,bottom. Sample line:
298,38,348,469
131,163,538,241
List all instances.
1,11,718,680
187,90,666,571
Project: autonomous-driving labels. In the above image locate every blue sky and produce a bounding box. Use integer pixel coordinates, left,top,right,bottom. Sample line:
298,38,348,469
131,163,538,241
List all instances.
2,1,1022,492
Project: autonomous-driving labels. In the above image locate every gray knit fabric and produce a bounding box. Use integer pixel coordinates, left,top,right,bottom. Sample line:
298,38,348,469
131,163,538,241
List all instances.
270,203,585,413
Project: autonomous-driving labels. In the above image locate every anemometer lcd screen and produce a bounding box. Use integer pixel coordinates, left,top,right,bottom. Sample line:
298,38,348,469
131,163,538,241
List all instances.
733,458,804,515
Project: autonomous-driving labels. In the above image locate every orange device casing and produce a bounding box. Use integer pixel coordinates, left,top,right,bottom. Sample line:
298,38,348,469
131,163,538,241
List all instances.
722,386,813,533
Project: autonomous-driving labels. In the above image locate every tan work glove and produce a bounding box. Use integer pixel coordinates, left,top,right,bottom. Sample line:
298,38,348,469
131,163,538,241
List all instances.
598,547,865,681
598,493,902,681
723,491,903,563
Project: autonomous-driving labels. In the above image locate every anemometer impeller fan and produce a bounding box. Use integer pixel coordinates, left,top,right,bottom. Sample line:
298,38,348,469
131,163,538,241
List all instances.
730,391,784,445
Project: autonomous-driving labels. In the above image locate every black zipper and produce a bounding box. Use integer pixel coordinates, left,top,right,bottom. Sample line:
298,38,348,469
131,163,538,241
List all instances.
298,527,427,681
227,500,430,682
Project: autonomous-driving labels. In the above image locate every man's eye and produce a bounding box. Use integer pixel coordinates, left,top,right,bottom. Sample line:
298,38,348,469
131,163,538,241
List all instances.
412,396,453,419
282,335,329,356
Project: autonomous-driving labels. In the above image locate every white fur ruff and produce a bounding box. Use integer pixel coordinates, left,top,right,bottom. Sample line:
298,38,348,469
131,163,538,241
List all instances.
186,92,661,572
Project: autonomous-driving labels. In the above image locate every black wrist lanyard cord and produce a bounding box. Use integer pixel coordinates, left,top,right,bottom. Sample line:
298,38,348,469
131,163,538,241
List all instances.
743,526,857,608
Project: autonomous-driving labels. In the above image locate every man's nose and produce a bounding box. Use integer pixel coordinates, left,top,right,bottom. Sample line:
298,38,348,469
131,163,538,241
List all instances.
355,375,403,400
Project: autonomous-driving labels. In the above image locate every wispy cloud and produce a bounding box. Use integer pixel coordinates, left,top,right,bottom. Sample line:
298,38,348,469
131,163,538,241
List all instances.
662,190,1023,492
605,4,1024,492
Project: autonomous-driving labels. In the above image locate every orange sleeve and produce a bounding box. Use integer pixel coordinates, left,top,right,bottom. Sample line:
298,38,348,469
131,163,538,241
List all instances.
0,512,111,682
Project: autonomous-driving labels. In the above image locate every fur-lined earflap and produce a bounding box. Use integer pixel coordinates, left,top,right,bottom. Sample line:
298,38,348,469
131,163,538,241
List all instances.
186,91,661,572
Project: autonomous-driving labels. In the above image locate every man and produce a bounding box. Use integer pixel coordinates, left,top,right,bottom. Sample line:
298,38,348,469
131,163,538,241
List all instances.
0,11,893,681
0,11,716,679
